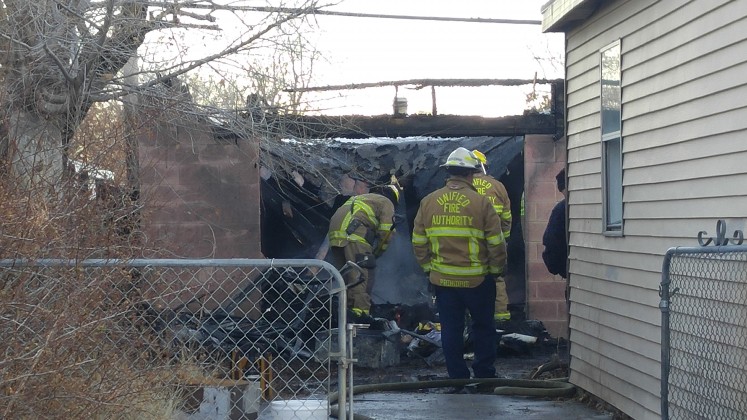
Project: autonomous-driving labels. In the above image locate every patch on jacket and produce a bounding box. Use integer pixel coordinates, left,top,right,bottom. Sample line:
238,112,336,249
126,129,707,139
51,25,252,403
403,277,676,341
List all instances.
437,278,471,288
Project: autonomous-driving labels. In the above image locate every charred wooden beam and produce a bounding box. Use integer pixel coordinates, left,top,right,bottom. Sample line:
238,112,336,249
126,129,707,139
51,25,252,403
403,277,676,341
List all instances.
285,78,563,93
280,113,558,139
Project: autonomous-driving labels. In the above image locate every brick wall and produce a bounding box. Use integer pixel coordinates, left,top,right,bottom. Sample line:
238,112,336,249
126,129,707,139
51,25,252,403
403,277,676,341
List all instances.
524,134,568,339
137,109,262,260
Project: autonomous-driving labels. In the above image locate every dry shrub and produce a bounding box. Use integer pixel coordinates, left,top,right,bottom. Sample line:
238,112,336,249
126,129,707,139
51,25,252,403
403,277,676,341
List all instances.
0,243,183,419
0,205,182,419
0,110,180,418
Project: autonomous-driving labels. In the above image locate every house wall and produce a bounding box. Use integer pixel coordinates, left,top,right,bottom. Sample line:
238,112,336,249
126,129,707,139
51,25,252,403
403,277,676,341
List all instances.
137,108,262,260
560,1,747,419
524,134,568,339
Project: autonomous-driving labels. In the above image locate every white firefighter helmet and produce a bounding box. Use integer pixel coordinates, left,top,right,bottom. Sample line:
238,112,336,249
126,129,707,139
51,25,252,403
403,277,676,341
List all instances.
440,147,481,169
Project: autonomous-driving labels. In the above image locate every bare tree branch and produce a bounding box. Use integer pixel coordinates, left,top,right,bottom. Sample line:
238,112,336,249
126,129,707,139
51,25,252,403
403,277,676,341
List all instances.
0,0,326,197
135,6,313,94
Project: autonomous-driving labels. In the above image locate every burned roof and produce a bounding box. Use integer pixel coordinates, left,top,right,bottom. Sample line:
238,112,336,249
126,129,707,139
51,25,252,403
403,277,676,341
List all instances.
261,135,524,260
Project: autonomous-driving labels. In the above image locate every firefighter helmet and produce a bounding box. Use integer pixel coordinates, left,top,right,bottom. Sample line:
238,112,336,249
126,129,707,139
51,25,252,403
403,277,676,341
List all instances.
472,150,487,165
441,147,481,169
472,149,488,174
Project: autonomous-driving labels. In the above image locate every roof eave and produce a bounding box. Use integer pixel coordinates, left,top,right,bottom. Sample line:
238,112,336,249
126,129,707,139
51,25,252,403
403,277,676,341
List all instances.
541,0,602,33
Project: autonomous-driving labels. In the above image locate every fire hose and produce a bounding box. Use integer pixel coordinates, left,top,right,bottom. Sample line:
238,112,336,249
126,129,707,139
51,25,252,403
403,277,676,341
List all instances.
329,377,575,419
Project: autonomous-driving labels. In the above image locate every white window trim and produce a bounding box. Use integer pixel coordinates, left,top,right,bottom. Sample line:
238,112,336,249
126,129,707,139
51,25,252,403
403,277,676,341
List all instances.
600,40,623,236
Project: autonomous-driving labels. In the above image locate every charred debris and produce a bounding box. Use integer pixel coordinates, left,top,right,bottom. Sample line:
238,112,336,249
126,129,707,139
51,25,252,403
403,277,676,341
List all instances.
205,110,565,363
209,110,539,306
256,134,525,261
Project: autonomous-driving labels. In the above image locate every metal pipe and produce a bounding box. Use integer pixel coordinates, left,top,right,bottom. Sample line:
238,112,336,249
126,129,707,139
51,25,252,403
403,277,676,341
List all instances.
659,248,674,420
334,262,348,420
345,323,369,420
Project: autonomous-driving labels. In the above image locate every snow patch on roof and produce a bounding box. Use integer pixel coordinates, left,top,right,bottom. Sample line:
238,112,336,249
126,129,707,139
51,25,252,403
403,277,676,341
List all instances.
281,136,474,146
330,136,469,144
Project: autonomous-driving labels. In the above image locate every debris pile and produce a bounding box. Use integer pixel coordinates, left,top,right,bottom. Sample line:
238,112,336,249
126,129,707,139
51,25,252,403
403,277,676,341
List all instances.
348,302,561,367
135,264,560,391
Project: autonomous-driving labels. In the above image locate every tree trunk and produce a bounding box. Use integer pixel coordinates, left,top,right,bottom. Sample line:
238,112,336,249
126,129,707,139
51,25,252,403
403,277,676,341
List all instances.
122,56,141,197
5,109,65,196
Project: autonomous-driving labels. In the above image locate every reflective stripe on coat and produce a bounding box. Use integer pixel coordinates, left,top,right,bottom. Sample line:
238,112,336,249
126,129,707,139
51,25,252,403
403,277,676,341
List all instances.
472,173,512,241
327,193,395,252
412,176,507,288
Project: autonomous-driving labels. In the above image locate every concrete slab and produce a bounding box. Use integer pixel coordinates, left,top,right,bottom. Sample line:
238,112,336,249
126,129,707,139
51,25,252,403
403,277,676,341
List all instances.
348,391,614,419
247,391,614,420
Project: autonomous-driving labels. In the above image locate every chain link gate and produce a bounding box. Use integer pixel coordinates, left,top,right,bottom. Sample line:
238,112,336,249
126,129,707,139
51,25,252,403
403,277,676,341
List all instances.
0,258,358,420
660,221,747,420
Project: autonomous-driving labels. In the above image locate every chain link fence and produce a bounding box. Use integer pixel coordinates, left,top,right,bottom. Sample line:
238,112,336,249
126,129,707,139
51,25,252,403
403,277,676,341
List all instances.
660,245,747,420
0,258,355,420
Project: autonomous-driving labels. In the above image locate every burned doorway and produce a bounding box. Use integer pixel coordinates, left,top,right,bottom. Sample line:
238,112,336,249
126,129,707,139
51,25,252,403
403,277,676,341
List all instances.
259,136,526,311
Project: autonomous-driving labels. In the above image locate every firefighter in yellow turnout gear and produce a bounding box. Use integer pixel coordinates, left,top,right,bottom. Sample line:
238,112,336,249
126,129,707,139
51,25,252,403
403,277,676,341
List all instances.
326,184,399,312
471,150,512,320
412,147,506,380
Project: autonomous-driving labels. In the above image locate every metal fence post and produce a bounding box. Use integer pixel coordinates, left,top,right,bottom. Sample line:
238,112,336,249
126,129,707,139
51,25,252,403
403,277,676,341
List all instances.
659,248,675,420
658,220,747,420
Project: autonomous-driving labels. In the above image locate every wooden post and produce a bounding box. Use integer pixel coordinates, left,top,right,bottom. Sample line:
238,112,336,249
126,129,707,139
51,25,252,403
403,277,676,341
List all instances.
231,349,249,380
259,353,274,400
431,86,438,116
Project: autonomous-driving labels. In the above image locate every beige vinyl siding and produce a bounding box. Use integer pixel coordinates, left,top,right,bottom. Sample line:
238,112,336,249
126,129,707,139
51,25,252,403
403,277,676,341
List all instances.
572,311,660,358
571,356,661,420
573,231,717,256
623,4,746,89
626,196,747,219
624,108,747,154
625,152,747,187
625,174,747,201
569,188,598,206
567,131,601,156
562,0,747,418
571,249,663,276
567,66,599,95
625,52,747,110
567,141,600,163
620,218,746,241
625,132,747,170
573,278,660,311
625,86,747,135
567,114,599,139
568,158,601,181
566,95,599,122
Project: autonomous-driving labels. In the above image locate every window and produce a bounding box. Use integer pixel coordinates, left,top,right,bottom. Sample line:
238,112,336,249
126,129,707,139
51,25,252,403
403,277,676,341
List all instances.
600,41,623,234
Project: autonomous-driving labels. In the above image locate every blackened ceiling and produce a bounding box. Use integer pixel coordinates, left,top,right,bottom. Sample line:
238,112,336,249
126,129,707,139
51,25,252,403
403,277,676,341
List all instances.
261,136,524,259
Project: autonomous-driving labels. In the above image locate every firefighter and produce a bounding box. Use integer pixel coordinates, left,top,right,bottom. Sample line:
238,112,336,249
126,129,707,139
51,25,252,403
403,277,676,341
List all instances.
326,184,399,313
471,149,512,320
412,147,507,381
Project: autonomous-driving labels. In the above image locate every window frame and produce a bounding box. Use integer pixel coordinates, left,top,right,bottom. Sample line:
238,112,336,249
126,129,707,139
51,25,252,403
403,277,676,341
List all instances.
600,40,623,235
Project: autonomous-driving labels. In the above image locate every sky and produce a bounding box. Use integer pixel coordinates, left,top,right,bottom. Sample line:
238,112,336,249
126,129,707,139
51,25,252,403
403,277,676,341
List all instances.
302,0,565,117
140,0,564,118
